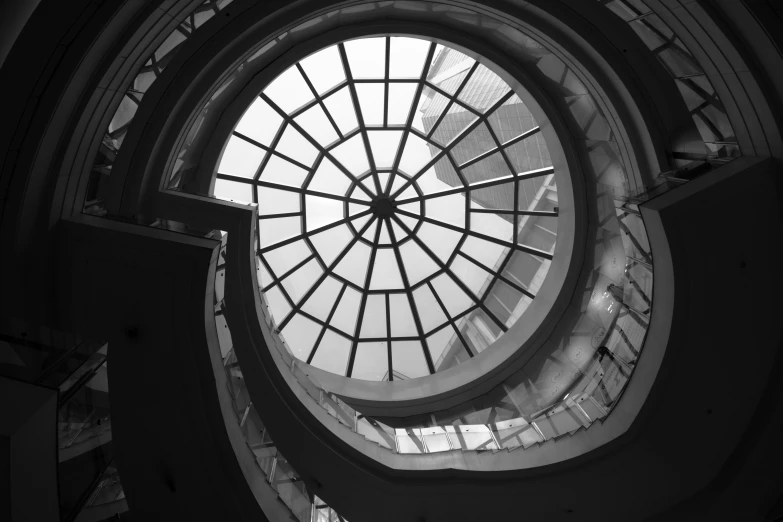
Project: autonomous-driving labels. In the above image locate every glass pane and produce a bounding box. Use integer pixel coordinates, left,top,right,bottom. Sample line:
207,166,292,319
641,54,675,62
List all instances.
426,192,466,228
352,342,388,380
451,255,492,297
257,186,299,216
415,222,461,263
451,122,496,166
360,295,387,338
427,45,474,94
369,250,404,290
399,239,439,285
334,241,371,286
431,104,477,146
430,273,474,316
398,133,437,176
345,37,386,79
330,287,362,334
302,277,343,321
263,66,314,114
263,239,311,276
305,195,343,230
428,326,471,371
392,341,429,378
389,293,417,337
413,285,449,331
310,224,353,266
310,330,351,375
236,97,283,146
281,313,321,361
259,155,308,186
412,86,449,134
308,157,353,195
390,37,430,78
461,236,506,270
457,63,510,112
264,286,291,319
388,83,417,125
323,86,359,134
461,152,513,185
295,104,339,146
356,83,384,125
331,134,370,175
259,216,301,249
281,258,322,304
366,131,401,169
275,125,318,167
487,94,537,143
219,135,265,178
300,45,345,95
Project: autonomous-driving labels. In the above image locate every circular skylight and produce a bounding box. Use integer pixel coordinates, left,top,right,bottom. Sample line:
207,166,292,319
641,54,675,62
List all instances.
216,36,560,381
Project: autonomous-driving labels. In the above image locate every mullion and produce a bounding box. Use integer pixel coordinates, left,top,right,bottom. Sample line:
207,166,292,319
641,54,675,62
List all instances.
250,119,287,183
219,173,371,205
473,247,518,331
426,281,475,357
421,300,479,338
386,217,436,374
259,93,376,199
346,213,383,376
383,37,390,128
423,81,482,117
306,284,348,363
354,78,421,83
386,42,437,196
470,208,558,217
360,335,420,343
483,111,527,246
499,126,542,149
299,309,355,342
274,215,377,331
254,179,373,206
257,211,302,220
327,269,369,295
391,90,515,199
337,43,384,195
456,123,540,170
234,130,311,173
296,63,344,140
395,207,553,260
425,61,479,140
392,214,506,333
287,79,349,119
258,208,372,254
457,143,501,171
385,293,392,381
276,254,316,284
266,269,297,309
396,166,555,204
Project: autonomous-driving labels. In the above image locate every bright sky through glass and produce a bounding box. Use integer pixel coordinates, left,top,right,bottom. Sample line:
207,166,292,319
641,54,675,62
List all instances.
215,36,560,381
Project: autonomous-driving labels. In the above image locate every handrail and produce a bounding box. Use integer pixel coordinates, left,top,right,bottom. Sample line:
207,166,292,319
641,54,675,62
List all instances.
83,0,235,217
216,235,348,522
214,208,652,457
597,0,740,162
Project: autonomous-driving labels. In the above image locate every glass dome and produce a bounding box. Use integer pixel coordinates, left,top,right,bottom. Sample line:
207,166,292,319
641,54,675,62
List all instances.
215,36,561,381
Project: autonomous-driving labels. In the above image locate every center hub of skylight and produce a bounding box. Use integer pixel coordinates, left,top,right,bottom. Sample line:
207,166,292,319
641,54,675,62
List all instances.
218,35,562,383
372,196,395,219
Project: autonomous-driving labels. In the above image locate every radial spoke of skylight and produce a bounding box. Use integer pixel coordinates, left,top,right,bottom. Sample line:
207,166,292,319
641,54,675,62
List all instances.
226,36,563,380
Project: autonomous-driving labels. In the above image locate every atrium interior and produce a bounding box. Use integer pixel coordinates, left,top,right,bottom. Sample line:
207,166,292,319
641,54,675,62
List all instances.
1,1,783,521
